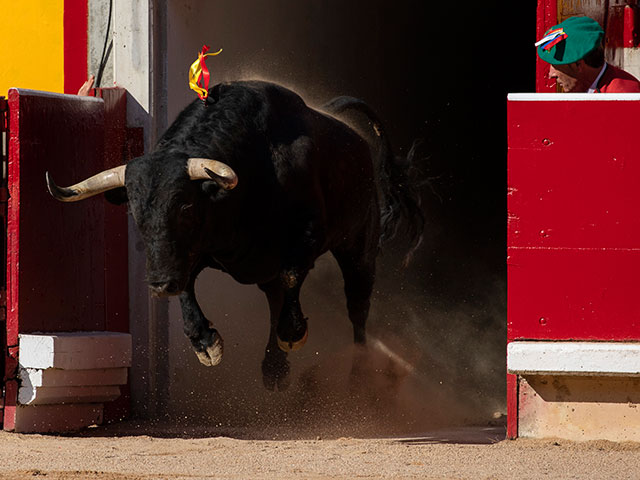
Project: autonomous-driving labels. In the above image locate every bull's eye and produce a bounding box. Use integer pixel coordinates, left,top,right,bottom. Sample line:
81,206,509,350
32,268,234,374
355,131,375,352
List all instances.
179,203,195,224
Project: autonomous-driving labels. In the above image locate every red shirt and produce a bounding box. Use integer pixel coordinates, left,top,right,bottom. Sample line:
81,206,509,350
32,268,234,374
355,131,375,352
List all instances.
597,64,640,93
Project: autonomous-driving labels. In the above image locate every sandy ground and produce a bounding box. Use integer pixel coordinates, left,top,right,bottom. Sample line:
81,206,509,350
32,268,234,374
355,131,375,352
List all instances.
0,422,639,480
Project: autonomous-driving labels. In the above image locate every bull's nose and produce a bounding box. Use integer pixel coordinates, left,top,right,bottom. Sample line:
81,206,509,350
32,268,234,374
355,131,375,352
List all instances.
149,280,180,296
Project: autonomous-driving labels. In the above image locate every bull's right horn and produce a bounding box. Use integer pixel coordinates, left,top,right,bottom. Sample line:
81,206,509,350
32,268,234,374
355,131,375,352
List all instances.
187,158,238,190
46,165,126,202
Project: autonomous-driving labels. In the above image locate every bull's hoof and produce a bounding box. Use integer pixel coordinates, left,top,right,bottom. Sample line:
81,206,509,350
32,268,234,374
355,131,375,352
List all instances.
277,327,308,353
262,352,290,391
192,329,224,366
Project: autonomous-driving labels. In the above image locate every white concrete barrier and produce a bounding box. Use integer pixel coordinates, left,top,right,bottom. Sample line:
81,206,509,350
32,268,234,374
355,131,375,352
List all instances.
13,332,132,432
507,341,640,376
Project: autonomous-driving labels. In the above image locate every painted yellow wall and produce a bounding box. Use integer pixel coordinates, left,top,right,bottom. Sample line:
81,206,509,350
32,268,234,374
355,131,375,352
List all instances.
0,0,65,96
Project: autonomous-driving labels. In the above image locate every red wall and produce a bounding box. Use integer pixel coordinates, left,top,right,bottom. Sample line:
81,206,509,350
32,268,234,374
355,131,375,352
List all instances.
508,97,640,342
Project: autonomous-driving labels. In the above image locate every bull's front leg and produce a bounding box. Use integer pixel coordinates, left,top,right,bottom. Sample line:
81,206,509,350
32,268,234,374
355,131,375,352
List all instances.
258,279,290,391
275,211,324,352
180,273,223,366
276,268,309,352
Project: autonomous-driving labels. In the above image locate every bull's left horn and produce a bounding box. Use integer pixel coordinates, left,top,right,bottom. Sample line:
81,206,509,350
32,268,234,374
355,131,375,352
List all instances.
46,165,126,202
187,158,238,190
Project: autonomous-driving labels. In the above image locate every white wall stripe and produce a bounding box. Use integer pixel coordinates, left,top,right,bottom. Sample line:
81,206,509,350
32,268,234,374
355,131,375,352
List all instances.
507,341,640,376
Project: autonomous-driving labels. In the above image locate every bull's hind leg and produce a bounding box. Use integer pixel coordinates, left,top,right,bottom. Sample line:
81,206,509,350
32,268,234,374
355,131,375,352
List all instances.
258,279,291,391
332,246,376,389
332,247,376,346
180,270,224,367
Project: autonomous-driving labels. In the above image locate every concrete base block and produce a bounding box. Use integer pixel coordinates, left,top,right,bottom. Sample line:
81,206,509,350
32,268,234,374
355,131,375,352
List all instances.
19,332,132,370
18,385,121,405
508,341,640,376
13,404,103,433
519,375,640,442
20,367,128,387
8,332,132,432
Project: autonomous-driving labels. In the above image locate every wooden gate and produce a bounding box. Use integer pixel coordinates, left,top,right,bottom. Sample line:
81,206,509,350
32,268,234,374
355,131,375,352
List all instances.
0,88,133,431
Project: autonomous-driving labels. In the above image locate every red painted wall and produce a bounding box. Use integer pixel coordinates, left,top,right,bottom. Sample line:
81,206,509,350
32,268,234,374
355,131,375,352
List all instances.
508,97,640,342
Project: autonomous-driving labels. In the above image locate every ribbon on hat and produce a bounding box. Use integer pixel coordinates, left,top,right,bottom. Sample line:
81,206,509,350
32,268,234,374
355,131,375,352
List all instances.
188,45,223,101
535,28,568,51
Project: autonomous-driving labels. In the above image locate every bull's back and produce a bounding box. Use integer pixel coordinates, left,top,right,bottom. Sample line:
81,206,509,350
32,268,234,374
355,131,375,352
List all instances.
245,82,380,251
305,110,378,246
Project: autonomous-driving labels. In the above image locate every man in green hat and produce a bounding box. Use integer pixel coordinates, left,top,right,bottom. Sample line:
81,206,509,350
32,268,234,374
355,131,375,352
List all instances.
536,16,640,93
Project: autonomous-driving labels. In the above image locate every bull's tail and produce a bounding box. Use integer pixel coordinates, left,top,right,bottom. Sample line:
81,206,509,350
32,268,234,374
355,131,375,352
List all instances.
323,96,424,266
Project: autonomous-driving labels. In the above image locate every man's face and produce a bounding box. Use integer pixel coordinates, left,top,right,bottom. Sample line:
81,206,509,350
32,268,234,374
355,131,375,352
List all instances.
548,61,588,92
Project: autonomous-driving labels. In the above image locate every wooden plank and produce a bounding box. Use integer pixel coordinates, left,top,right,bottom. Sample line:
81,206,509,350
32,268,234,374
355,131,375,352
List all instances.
558,0,607,25
18,332,132,370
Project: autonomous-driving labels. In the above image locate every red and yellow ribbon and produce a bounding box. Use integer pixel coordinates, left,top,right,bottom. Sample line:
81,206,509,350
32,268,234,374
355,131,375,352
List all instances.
188,45,223,101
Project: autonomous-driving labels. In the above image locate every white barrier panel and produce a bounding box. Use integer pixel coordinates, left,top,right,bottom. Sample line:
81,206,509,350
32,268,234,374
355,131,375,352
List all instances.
508,341,640,376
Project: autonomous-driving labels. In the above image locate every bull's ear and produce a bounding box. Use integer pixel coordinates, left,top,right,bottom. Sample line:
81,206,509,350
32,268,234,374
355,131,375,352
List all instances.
201,180,220,195
201,180,229,201
104,187,128,205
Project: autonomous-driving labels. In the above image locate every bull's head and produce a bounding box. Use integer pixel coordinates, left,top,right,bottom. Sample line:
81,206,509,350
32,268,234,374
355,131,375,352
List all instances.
46,157,238,296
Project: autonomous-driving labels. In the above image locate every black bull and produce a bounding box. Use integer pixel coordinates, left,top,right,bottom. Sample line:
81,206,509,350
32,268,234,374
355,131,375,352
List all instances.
46,81,423,390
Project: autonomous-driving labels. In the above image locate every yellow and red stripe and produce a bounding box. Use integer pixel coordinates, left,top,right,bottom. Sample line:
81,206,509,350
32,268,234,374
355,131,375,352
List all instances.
63,0,89,94
0,0,88,96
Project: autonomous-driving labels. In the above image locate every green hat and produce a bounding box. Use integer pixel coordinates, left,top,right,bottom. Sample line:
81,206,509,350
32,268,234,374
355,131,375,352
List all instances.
536,16,604,65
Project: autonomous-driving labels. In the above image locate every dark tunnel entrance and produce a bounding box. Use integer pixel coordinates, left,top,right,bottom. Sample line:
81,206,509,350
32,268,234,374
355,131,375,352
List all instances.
0,0,542,437
147,0,536,437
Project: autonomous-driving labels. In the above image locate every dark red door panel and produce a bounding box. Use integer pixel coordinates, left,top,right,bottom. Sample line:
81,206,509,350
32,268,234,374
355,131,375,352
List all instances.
7,89,107,342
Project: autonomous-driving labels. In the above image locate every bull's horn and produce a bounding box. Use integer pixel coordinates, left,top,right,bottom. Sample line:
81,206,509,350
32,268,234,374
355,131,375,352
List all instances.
187,158,238,190
46,165,126,202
